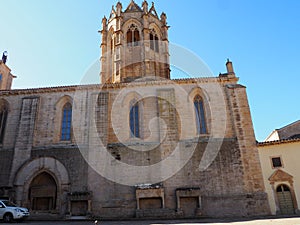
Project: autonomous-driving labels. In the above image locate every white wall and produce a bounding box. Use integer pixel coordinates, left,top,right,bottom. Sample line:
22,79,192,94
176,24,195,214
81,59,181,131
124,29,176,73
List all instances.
258,141,300,214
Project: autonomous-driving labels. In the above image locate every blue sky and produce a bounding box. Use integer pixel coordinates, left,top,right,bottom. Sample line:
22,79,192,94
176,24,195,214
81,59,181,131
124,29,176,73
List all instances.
0,0,299,141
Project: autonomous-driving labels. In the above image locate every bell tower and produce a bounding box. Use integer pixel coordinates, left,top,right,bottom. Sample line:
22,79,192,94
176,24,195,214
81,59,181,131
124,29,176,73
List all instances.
100,0,170,84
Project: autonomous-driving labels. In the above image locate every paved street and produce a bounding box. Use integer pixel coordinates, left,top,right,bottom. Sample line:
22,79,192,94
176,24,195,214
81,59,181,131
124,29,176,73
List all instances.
2,218,300,225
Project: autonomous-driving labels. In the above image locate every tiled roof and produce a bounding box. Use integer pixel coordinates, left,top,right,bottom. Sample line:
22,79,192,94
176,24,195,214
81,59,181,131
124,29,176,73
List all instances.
257,138,300,147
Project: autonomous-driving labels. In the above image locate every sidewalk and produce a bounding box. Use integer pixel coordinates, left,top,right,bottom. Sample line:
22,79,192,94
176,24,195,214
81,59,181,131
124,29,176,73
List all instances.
20,216,300,225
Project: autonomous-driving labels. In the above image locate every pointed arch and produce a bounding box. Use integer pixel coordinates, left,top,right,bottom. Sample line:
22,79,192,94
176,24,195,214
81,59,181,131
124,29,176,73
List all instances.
55,95,73,109
127,23,140,46
61,102,72,141
149,23,162,38
123,19,143,31
194,95,207,134
130,99,140,138
120,91,143,139
13,157,70,211
54,95,73,143
149,24,161,52
107,27,115,52
150,29,159,52
121,91,142,107
187,87,210,136
29,172,57,211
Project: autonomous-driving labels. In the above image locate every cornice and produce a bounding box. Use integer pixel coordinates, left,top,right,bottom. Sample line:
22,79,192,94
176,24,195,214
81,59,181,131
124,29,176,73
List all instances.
0,76,239,96
257,138,300,147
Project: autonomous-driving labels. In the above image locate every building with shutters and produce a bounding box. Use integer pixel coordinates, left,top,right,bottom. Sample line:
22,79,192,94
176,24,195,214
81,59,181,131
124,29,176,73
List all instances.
0,1,270,220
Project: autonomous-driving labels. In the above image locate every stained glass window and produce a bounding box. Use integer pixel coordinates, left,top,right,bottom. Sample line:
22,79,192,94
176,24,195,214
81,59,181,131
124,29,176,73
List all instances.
61,103,72,141
194,95,207,134
130,102,139,138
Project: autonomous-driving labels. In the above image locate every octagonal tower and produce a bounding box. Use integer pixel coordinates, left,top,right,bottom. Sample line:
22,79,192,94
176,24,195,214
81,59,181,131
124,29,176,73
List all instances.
100,0,170,84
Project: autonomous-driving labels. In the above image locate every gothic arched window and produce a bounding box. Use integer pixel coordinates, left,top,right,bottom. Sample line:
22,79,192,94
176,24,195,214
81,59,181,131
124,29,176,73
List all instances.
130,101,140,138
194,95,207,134
127,24,140,46
61,102,72,141
150,29,159,52
0,103,8,144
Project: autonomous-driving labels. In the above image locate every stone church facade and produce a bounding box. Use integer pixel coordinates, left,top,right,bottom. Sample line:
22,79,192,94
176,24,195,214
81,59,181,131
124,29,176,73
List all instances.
0,1,270,219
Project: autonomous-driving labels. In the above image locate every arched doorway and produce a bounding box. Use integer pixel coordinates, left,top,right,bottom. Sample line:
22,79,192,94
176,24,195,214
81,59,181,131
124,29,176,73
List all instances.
276,184,295,215
29,172,57,211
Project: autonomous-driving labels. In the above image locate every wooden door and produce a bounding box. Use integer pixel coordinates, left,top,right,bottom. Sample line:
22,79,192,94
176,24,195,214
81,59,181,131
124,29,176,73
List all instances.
277,184,295,215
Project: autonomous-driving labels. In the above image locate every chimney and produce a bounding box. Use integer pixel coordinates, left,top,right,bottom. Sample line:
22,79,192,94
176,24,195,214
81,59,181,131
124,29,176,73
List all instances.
226,58,235,74
2,51,8,64
0,51,16,90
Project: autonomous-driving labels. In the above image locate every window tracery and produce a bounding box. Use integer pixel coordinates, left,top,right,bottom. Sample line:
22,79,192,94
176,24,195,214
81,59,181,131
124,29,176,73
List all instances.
150,29,159,52
127,24,140,46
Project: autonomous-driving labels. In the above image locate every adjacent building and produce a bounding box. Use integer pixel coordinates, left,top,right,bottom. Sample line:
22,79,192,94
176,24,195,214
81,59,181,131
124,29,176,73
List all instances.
258,121,300,215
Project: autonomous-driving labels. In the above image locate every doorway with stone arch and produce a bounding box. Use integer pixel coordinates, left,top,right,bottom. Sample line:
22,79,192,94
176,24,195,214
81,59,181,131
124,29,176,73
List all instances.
14,157,70,217
268,169,298,215
276,184,295,215
29,172,57,211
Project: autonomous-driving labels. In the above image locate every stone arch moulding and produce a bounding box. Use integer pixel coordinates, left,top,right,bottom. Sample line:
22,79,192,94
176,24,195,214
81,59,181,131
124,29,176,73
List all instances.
13,157,70,212
55,95,73,110
187,87,211,135
107,27,115,43
54,95,73,143
149,23,162,38
121,91,143,107
123,19,143,35
187,86,210,103
114,91,144,141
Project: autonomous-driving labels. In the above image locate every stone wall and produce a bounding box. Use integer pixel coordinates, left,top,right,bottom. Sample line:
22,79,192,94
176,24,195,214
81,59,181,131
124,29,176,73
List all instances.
0,76,270,218
87,138,269,218
0,150,13,188
9,97,39,186
31,147,88,193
